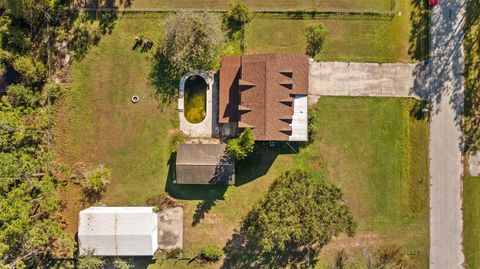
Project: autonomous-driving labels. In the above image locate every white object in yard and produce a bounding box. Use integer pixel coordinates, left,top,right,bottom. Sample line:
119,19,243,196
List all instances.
78,207,158,256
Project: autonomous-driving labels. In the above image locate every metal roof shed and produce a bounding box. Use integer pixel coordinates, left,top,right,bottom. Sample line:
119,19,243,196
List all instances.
175,144,235,185
78,207,158,256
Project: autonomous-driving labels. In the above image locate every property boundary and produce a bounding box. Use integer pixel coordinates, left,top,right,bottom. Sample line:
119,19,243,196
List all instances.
79,0,398,17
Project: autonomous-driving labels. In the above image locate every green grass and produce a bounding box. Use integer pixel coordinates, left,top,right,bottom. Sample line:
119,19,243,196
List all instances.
54,11,429,269
464,176,480,268
184,76,207,124
464,0,480,150
102,0,394,11
245,0,424,63
300,97,429,268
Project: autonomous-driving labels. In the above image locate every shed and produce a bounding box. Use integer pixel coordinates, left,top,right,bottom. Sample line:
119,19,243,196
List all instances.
78,207,158,256
175,144,235,185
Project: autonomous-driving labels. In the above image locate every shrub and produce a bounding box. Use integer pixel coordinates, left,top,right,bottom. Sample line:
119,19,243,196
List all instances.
226,128,254,160
169,131,187,152
13,55,47,85
223,0,253,32
6,84,39,107
305,24,328,58
81,166,111,202
77,255,104,269
112,258,133,269
200,245,224,261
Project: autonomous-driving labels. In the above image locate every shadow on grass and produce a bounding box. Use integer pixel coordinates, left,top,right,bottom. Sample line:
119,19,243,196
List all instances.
69,9,120,61
222,234,320,269
149,52,180,105
408,0,430,61
235,142,303,186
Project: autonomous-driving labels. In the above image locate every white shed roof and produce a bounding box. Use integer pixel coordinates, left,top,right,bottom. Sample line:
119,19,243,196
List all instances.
78,207,158,256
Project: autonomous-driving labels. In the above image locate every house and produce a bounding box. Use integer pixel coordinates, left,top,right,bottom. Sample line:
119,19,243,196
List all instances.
175,143,235,185
78,207,158,256
219,54,309,141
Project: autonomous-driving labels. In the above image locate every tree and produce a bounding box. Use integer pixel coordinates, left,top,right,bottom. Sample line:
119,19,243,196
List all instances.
226,128,254,160
305,24,328,58
13,55,47,85
158,11,225,74
241,170,356,264
5,84,39,107
223,0,253,31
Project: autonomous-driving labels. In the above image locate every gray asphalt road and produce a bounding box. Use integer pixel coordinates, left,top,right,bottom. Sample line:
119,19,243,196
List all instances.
428,1,465,268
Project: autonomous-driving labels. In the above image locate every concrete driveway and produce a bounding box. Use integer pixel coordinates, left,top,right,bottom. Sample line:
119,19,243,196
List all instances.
308,61,420,100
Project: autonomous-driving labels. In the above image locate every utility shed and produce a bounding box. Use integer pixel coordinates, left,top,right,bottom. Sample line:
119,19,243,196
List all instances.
78,207,158,256
176,144,235,185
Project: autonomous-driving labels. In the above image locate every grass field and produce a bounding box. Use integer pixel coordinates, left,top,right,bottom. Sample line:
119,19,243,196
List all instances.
101,0,394,11
245,0,427,63
464,176,480,269
463,1,480,268
464,0,480,150
54,9,429,269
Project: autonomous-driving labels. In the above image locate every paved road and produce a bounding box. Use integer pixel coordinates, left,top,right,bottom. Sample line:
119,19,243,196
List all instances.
428,1,466,268
308,61,420,99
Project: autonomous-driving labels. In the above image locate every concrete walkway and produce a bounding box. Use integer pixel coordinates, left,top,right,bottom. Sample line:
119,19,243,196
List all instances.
308,61,421,100
428,1,466,268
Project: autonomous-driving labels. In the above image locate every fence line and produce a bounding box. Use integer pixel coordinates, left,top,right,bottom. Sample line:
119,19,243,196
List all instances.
79,2,399,17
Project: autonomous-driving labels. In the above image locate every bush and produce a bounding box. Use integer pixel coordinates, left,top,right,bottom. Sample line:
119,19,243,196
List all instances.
77,255,105,269
112,258,133,269
200,245,224,261
169,131,187,152
6,84,39,107
226,128,254,160
13,55,47,85
305,24,328,58
223,0,253,32
81,165,111,202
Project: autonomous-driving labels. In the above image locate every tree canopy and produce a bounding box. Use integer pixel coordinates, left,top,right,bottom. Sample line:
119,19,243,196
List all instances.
0,1,78,267
224,170,356,267
226,128,255,160
305,24,328,58
223,0,253,31
158,11,225,74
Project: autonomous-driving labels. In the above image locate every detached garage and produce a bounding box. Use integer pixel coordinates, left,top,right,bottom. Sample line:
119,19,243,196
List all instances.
78,207,158,256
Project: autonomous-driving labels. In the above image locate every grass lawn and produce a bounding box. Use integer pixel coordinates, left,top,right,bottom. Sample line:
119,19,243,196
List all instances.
54,10,429,269
100,0,394,11
464,0,480,149
464,176,480,269
307,97,429,268
245,0,429,62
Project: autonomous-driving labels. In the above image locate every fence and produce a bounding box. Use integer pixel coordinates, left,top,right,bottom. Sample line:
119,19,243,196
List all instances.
80,0,399,18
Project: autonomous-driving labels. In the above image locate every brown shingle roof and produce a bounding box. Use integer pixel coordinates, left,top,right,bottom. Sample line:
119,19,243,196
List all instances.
218,54,309,141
